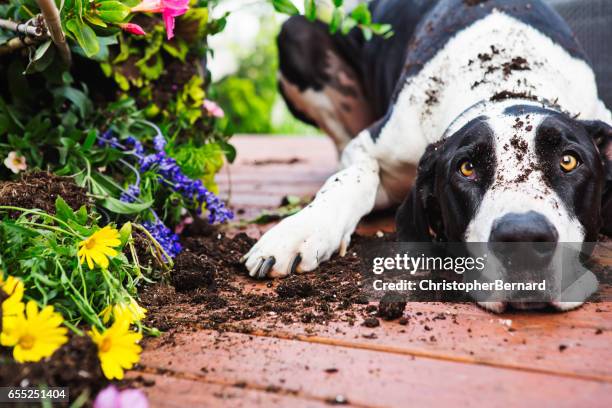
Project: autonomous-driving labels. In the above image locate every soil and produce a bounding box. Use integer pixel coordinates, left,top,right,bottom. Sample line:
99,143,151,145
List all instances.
139,230,397,334
377,293,407,321
0,335,108,401
0,172,90,216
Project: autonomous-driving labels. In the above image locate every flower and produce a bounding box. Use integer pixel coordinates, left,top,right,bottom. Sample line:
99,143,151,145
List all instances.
119,23,147,36
94,385,149,408
99,130,233,227
142,220,182,258
203,100,225,118
120,184,141,203
152,135,167,152
89,315,143,380
1,275,25,331
0,300,68,363
3,151,27,174
131,0,190,40
101,297,147,324
78,226,121,270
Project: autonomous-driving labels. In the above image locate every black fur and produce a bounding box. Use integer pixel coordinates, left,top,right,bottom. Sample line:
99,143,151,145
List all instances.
397,117,496,241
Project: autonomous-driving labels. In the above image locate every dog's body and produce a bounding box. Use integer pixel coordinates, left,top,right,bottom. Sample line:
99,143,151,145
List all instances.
243,0,612,311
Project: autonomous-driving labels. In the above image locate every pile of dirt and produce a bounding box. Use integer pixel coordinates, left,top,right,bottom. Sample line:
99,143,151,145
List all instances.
0,335,108,400
140,229,397,334
0,172,90,215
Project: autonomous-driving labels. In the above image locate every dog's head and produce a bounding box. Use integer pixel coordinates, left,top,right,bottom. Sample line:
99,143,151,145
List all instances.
396,101,612,311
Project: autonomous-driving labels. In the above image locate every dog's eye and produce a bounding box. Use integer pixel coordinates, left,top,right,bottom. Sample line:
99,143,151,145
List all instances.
560,153,580,173
459,161,476,178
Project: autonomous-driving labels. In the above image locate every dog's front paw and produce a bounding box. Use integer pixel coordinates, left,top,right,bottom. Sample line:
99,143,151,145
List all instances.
241,210,351,279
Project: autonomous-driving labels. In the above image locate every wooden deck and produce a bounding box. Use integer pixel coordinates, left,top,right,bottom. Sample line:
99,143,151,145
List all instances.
130,136,612,407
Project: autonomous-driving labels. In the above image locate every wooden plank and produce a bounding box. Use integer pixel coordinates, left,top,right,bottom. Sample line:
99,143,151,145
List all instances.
139,330,612,408
128,372,338,408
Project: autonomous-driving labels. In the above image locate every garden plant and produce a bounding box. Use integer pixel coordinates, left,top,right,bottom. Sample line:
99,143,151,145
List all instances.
0,0,391,404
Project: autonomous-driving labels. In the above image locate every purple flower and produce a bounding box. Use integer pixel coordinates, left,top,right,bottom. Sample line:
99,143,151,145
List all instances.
153,135,167,152
143,219,182,258
94,386,148,408
120,184,141,203
102,129,233,226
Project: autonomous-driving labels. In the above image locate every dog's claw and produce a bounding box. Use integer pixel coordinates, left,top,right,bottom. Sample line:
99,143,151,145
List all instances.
257,257,276,279
289,254,302,275
249,258,264,278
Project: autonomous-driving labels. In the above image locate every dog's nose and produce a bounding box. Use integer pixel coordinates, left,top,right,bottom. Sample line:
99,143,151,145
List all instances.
488,211,559,268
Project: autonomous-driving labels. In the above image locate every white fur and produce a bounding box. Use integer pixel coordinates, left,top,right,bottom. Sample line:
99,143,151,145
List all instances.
464,109,585,242
245,10,612,279
244,133,380,277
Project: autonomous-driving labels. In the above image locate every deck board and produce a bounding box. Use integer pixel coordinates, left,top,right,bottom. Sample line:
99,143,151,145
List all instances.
136,135,612,407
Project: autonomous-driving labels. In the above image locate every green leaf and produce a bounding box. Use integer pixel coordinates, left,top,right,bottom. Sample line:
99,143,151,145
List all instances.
218,140,237,163
330,8,343,34
75,205,89,225
25,40,55,74
332,0,343,6
51,86,93,118
271,0,299,15
99,196,154,215
350,3,371,24
304,0,316,21
55,197,76,222
82,129,97,151
65,18,100,57
97,1,130,23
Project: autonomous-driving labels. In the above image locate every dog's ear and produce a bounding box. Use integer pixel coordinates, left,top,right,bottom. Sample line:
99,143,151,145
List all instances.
396,141,444,241
582,120,612,236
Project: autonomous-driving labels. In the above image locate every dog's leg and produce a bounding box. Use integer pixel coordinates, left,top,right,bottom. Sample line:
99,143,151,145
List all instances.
277,16,375,152
243,132,380,278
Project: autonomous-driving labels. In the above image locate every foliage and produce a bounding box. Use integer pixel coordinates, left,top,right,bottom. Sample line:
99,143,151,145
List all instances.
0,199,164,331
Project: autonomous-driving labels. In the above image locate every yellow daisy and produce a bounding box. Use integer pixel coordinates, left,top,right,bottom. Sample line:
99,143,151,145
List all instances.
1,300,68,363
78,226,121,269
100,297,147,324
1,275,25,331
89,315,142,380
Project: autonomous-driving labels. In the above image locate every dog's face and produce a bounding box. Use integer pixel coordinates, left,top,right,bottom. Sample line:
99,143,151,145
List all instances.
396,101,612,311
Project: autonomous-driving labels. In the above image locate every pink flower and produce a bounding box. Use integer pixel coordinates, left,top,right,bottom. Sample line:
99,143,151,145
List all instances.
119,23,147,36
203,99,225,118
94,386,149,408
3,151,27,174
131,0,189,40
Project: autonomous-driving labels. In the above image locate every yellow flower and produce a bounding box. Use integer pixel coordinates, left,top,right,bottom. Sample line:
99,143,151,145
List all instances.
89,315,142,380
1,275,25,331
0,300,68,363
100,297,147,324
78,226,121,269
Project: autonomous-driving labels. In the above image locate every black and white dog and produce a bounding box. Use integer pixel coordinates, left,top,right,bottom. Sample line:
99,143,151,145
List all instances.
242,0,612,311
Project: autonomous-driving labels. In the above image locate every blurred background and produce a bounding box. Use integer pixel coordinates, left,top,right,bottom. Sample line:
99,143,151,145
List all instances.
208,0,612,136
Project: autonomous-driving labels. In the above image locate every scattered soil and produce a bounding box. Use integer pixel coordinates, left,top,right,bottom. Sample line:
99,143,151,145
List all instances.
171,251,217,292
0,335,108,400
0,172,90,216
490,90,538,103
377,293,407,321
140,230,396,334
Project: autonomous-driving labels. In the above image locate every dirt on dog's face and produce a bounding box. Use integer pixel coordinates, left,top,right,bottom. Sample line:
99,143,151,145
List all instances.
396,102,612,311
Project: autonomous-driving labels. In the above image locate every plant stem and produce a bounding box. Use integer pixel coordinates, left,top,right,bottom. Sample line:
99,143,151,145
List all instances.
0,18,45,37
0,35,39,56
35,0,71,66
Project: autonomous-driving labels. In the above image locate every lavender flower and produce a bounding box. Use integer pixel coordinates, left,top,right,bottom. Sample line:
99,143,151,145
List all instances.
120,184,141,203
153,135,167,152
143,219,182,258
98,129,233,225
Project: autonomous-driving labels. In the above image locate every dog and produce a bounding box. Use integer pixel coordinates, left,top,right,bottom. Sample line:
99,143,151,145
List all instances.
242,0,612,312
